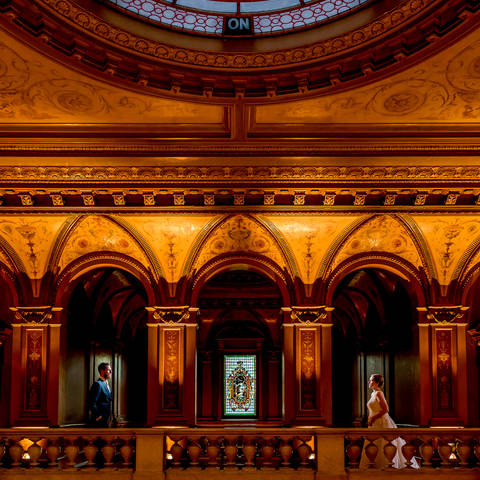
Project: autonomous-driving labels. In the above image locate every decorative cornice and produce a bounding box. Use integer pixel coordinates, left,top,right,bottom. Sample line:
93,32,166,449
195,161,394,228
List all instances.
282,306,334,325
0,0,478,98
417,305,470,324
0,186,480,211
0,166,480,184
9,306,63,324
3,143,480,155
145,306,197,324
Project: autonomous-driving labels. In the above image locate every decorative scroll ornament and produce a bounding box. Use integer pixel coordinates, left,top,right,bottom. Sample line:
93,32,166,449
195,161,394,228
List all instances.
146,306,198,324
285,306,334,325
417,305,470,324
228,361,253,412
9,306,62,324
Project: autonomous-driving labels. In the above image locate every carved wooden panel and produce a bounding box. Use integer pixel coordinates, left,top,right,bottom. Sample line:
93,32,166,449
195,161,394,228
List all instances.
296,327,321,413
159,327,184,411
432,327,456,415
24,328,45,412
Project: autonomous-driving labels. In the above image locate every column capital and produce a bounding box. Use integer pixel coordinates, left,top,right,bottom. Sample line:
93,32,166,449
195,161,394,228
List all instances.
282,306,334,325
145,306,199,325
417,305,470,325
9,306,63,325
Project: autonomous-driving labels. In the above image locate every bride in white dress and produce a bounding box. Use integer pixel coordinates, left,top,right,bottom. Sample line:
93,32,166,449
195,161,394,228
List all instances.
360,374,419,469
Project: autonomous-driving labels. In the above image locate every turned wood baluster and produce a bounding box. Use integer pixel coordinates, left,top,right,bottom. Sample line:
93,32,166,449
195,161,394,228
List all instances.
46,439,60,468
64,440,79,467
382,435,397,469
278,437,293,467
260,437,275,468
0,440,5,467
27,439,43,467
119,438,133,467
242,437,257,468
223,435,238,467
169,437,186,467
294,436,312,468
474,437,480,468
187,436,202,467
101,437,116,468
206,437,221,467
438,436,453,468
400,435,417,469
456,435,472,468
419,436,434,468
345,436,362,469
83,437,98,468
8,439,23,467
364,436,379,469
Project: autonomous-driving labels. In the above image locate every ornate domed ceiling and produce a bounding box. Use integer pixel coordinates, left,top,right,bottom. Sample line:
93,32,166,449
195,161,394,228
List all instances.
0,0,478,99
106,0,373,36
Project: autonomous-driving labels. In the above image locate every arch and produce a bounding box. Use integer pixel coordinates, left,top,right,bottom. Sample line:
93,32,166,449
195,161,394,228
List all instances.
323,253,428,308
54,251,157,311
0,261,21,313
0,233,26,276
252,215,300,279
450,234,480,305
181,215,226,278
190,253,292,308
395,214,437,282
51,214,158,283
188,214,295,283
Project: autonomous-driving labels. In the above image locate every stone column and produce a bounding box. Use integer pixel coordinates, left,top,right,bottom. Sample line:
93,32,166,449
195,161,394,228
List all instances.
282,306,334,425
417,305,469,426
145,306,198,426
9,306,62,426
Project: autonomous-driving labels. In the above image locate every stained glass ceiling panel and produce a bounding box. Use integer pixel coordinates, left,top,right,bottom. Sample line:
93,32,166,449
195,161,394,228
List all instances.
108,0,374,36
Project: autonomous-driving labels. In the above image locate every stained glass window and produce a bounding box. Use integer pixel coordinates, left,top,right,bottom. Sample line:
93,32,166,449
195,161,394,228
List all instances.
107,0,374,36
224,355,256,416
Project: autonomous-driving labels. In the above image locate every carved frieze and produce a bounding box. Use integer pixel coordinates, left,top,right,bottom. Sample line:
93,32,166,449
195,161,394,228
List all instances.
10,306,62,325
286,306,334,325
146,306,196,324
417,306,470,324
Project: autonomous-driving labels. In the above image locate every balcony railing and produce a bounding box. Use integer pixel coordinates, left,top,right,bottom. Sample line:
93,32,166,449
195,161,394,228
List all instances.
0,427,479,477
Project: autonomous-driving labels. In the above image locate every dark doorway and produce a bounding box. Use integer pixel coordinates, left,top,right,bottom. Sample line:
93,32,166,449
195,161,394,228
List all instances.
331,268,419,427
63,268,148,426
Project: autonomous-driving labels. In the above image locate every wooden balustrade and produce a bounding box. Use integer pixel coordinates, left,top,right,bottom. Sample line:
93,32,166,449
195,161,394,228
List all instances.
165,429,316,470
0,429,135,470
0,427,480,476
345,428,480,470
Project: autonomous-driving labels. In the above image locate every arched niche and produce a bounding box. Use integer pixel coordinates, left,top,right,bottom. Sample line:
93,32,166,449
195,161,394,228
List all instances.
195,266,284,423
0,264,19,426
329,267,421,427
55,258,152,426
457,263,480,426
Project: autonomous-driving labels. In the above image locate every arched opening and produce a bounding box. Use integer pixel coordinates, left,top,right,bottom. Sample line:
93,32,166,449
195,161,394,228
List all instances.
0,273,16,426
196,267,283,423
461,269,480,426
62,268,148,426
331,268,420,427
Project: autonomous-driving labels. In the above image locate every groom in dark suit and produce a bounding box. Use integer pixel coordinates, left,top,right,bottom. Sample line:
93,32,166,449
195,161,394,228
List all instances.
88,362,112,427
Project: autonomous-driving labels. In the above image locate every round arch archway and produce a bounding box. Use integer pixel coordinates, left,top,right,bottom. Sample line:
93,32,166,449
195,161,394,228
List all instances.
55,253,156,426
324,255,426,427
192,257,289,424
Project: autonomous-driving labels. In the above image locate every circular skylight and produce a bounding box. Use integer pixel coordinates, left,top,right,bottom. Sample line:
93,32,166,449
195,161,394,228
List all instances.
108,0,374,36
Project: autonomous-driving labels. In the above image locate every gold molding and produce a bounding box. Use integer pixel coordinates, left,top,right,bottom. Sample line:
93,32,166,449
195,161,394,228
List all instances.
417,305,470,324
9,306,63,324
145,306,198,324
